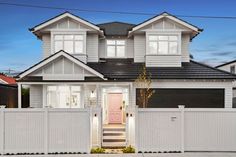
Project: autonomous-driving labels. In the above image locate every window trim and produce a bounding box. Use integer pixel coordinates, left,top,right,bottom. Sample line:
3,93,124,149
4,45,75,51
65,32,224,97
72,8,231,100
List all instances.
146,32,181,56
51,31,86,55
106,39,126,58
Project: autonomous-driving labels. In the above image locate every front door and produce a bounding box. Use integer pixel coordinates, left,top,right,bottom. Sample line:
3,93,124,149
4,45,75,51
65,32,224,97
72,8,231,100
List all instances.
108,93,123,124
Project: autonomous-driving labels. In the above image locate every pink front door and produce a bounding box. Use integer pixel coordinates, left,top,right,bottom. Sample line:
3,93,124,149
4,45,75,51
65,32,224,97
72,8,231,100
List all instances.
108,93,123,124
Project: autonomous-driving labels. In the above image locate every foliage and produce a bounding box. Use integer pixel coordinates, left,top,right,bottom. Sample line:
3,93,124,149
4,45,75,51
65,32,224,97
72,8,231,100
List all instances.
22,87,29,96
122,145,135,153
90,147,105,154
134,65,155,108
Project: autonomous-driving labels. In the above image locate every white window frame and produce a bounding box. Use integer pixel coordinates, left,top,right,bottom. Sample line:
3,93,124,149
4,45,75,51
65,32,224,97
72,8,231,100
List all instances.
106,39,126,58
230,65,235,74
146,32,181,55
45,85,83,108
51,31,86,55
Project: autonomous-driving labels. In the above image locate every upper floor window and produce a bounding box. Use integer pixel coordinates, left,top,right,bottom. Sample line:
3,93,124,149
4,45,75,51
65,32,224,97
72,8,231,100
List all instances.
230,65,235,74
54,34,84,54
107,40,125,58
148,35,179,55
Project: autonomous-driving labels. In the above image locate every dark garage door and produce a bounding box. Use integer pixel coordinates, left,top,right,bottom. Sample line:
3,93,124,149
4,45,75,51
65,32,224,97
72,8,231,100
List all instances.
136,88,225,108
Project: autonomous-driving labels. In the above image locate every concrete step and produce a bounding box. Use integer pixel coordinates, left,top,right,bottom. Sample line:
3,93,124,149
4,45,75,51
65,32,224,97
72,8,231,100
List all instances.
103,136,126,140
102,142,126,148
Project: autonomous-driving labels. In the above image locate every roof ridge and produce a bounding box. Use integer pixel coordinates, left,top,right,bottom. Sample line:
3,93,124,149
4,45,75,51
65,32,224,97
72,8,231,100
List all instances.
191,60,236,77
97,21,136,26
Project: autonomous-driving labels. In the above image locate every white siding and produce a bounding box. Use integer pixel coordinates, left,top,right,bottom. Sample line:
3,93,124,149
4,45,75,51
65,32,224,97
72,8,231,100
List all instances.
126,38,134,58
30,85,43,108
181,34,190,62
98,39,106,58
145,55,182,67
134,34,145,62
87,34,98,62
42,34,51,59
218,62,236,73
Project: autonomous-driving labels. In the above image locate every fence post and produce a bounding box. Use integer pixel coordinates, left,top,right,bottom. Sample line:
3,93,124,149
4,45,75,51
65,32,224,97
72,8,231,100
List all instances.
0,106,5,156
178,105,185,153
44,107,48,155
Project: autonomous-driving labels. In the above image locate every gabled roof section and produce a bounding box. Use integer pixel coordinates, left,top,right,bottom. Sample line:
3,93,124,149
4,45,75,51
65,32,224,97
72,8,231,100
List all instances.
97,22,135,36
215,59,236,68
17,50,105,80
29,11,103,35
129,12,203,37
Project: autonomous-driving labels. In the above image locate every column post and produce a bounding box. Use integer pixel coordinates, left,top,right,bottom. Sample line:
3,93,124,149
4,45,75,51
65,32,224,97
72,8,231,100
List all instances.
0,106,5,156
44,107,49,155
17,83,22,108
178,105,185,153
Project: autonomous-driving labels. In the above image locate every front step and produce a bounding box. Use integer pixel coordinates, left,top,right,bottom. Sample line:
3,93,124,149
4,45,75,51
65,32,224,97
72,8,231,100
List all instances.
102,124,126,148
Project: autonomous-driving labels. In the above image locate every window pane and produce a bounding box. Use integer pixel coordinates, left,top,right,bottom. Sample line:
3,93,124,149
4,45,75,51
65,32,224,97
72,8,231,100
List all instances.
169,42,178,54
64,41,73,53
54,35,63,40
107,40,115,45
116,40,125,45
75,41,83,53
75,35,83,40
148,42,157,54
158,41,168,54
64,35,74,40
158,36,168,40
149,35,158,41
169,36,178,41
107,46,115,57
117,46,125,57
55,41,63,52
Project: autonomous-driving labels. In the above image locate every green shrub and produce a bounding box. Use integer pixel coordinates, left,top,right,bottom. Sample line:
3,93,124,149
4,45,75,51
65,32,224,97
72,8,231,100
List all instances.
90,147,105,154
122,145,135,153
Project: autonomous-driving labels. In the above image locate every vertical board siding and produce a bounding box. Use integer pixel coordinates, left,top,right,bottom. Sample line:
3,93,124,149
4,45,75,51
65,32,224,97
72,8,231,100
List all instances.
181,35,190,62
137,110,181,151
48,109,90,153
185,110,236,151
4,111,45,153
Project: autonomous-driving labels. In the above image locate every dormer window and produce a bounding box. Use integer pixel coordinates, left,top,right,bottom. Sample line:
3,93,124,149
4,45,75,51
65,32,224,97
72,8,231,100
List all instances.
54,34,84,54
147,35,179,55
107,40,125,58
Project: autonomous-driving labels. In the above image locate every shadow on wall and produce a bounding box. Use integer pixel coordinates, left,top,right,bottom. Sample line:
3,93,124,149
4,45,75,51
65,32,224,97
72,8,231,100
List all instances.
233,98,236,108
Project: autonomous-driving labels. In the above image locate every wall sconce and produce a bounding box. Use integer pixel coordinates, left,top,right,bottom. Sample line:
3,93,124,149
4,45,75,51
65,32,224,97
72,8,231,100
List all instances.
126,113,129,117
130,114,133,117
90,91,95,99
94,113,97,117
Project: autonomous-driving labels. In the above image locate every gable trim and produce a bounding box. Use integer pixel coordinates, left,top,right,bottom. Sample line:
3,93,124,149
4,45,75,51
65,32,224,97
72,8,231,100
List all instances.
129,12,202,35
30,12,103,34
18,50,105,80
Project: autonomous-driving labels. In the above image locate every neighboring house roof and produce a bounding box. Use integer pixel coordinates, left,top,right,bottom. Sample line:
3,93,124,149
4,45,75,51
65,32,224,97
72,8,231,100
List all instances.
97,22,136,36
215,59,236,68
0,74,16,84
87,59,236,80
17,50,106,80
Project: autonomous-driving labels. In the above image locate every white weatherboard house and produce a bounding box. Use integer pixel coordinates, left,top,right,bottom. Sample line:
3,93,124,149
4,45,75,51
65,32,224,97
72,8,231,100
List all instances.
1,12,236,155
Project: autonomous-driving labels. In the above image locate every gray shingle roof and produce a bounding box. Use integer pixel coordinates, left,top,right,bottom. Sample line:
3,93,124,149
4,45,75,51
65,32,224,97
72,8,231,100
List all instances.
97,22,135,36
88,59,236,80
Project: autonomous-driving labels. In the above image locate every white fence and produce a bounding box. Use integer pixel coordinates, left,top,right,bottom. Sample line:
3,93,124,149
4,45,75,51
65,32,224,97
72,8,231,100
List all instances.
133,107,236,152
0,108,97,155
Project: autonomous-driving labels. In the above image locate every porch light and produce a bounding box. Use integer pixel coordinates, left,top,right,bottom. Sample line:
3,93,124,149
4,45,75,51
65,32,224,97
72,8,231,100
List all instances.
130,114,133,117
90,91,95,98
94,113,97,117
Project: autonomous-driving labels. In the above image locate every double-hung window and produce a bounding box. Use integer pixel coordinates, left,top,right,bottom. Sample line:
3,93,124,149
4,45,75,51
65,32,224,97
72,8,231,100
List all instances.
107,40,125,57
148,35,179,55
54,34,84,54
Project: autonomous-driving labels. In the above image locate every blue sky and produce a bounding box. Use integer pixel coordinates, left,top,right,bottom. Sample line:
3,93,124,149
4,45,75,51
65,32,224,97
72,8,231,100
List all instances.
0,0,236,72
